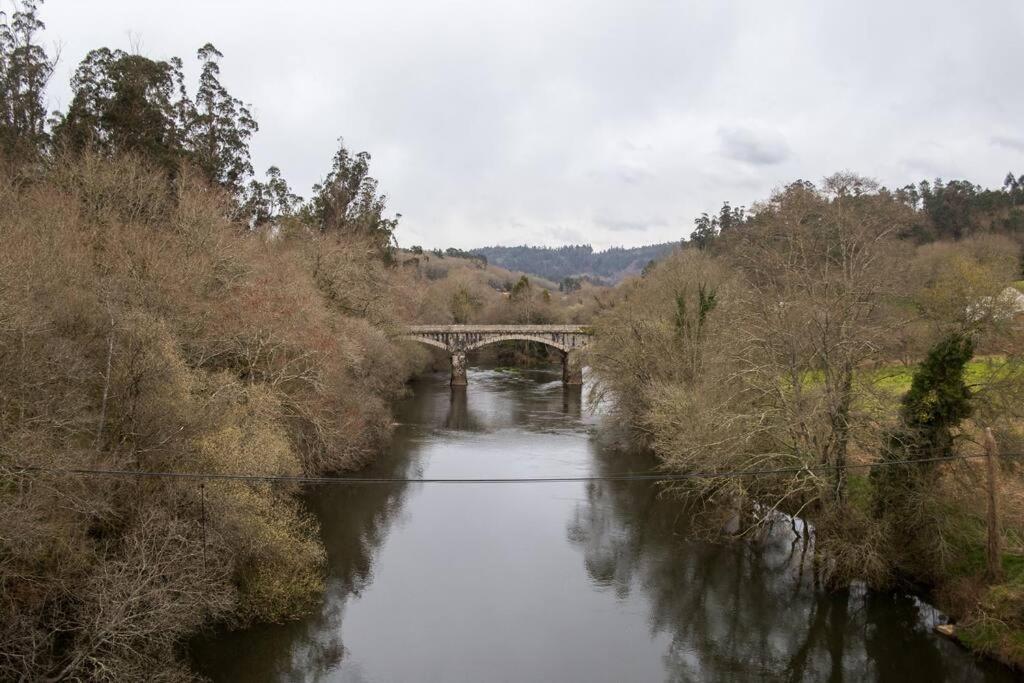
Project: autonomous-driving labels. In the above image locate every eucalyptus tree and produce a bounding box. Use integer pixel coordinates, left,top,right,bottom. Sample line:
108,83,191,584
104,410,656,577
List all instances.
52,48,190,176
689,201,745,250
187,43,257,197
0,0,54,162
304,139,400,256
246,165,303,229
53,42,259,204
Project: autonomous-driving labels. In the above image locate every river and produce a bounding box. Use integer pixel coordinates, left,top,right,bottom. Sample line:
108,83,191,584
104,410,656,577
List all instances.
193,365,1014,682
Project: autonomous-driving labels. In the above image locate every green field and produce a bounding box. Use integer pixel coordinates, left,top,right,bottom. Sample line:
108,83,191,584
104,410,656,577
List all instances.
871,356,1018,396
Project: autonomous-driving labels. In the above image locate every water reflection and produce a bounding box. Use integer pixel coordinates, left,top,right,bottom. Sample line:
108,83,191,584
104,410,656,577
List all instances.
193,366,1014,682
190,404,425,680
444,387,476,431
569,439,1012,682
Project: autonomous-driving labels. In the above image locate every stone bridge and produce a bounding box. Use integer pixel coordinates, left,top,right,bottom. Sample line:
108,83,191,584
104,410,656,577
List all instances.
401,325,591,386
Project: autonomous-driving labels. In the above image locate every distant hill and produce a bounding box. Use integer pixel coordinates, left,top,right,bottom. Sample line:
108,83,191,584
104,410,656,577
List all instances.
468,243,678,284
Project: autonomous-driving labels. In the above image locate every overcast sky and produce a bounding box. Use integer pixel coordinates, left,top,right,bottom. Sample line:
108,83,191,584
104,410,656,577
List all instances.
39,0,1024,249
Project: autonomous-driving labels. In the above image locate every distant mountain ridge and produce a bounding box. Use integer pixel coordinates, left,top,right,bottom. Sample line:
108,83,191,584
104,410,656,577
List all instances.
468,242,677,284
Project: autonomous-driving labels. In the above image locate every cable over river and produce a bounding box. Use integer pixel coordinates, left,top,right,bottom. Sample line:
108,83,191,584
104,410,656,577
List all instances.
192,366,1014,682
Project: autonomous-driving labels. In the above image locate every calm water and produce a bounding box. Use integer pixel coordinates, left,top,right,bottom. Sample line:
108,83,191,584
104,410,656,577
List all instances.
193,366,1014,682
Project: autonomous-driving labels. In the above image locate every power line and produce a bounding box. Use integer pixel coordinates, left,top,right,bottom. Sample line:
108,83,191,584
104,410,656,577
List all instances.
5,452,1014,486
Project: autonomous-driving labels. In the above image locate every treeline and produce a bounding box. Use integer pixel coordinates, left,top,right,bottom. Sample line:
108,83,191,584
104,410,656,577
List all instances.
692,174,1024,257
468,242,677,284
0,2,428,679
1,2,397,255
591,173,1024,667
472,170,1024,287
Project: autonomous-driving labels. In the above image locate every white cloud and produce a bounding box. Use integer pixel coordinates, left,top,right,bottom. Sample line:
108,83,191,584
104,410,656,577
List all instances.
717,126,790,166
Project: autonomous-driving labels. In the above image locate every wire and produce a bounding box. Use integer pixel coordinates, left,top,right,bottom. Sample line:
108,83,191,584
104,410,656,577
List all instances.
5,452,1013,486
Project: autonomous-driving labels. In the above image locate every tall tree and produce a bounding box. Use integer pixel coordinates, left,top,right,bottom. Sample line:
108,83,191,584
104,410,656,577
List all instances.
0,0,54,161
920,178,979,240
53,42,260,204
1003,172,1024,206
305,139,399,255
690,213,717,250
727,174,912,501
689,201,745,250
52,48,189,176
245,165,302,229
186,43,257,197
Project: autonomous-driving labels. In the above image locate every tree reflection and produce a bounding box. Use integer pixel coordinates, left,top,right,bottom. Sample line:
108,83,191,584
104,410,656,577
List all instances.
195,371,1012,682
191,380,433,681
567,436,1013,682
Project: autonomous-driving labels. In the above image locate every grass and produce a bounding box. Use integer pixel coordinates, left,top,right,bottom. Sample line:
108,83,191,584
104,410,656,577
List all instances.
950,542,1024,581
845,473,873,514
958,618,1024,668
797,355,1018,396
942,540,1024,669
866,355,1018,397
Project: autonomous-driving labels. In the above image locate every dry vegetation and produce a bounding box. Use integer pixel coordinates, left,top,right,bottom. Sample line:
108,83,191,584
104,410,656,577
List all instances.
0,154,433,680
391,248,609,326
590,174,1024,669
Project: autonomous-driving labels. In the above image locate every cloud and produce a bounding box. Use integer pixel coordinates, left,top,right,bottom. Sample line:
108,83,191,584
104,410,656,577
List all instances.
615,162,653,185
992,135,1024,153
717,126,790,166
547,226,586,244
597,217,667,233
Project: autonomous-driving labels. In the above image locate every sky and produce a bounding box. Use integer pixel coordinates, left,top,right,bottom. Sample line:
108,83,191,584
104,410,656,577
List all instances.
37,0,1024,250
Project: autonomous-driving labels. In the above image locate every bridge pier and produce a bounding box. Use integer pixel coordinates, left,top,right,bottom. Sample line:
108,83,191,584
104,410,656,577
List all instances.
450,350,468,386
562,350,583,386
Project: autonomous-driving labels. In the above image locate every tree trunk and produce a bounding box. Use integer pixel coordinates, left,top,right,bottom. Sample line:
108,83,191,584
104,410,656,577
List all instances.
829,365,853,503
95,318,115,448
984,428,1004,582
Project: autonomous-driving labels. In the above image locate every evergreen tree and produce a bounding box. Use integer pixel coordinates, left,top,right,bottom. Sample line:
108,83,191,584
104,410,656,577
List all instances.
53,42,259,205
872,333,974,572
187,43,257,196
52,48,190,176
690,202,745,250
690,213,716,250
0,0,53,162
245,165,302,228
305,139,399,256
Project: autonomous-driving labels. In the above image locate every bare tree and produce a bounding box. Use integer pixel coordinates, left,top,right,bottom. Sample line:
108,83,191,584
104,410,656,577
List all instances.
724,174,913,502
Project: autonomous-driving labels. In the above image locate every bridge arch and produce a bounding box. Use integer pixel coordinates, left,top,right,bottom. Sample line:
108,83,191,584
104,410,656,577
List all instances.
401,336,450,353
463,334,570,354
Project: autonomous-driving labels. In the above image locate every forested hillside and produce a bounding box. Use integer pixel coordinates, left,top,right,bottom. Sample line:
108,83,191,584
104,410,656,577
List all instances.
468,242,677,284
